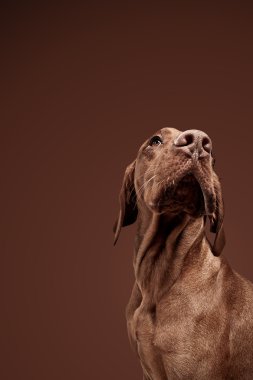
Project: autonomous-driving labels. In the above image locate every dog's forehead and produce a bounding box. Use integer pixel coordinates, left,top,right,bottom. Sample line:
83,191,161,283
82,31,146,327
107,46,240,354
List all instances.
142,127,182,145
137,127,182,155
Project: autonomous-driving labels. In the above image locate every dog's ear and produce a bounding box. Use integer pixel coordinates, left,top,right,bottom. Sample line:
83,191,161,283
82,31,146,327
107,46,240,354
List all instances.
113,160,138,245
209,175,226,256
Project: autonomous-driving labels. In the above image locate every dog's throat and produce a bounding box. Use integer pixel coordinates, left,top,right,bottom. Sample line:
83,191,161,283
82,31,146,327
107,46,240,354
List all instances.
134,213,205,295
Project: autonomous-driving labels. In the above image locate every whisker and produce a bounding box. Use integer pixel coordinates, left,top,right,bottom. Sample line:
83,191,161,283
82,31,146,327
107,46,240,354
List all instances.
136,174,157,199
128,167,159,199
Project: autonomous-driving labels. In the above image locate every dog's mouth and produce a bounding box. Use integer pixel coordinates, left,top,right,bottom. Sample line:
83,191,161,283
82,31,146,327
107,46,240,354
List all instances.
151,172,215,216
168,174,205,215
173,174,201,199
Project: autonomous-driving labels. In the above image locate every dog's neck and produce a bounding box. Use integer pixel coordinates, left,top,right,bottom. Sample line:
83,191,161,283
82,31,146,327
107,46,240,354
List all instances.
133,204,215,302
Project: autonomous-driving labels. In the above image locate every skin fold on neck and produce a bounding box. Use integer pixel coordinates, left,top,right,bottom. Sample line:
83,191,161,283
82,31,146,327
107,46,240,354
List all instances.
133,204,216,305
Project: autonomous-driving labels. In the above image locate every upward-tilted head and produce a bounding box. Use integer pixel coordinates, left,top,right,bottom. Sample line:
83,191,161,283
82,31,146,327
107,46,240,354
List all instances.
114,127,225,255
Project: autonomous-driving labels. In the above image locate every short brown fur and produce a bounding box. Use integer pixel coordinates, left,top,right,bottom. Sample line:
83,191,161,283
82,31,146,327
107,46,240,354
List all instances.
114,128,253,380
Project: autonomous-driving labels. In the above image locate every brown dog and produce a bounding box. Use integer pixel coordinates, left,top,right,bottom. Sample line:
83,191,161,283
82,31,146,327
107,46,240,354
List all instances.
114,128,253,380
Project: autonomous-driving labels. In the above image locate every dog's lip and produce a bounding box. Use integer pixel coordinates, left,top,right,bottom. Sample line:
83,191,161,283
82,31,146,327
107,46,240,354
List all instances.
167,172,199,193
149,164,216,216
149,173,201,211
166,172,215,215
188,172,215,215
175,173,198,186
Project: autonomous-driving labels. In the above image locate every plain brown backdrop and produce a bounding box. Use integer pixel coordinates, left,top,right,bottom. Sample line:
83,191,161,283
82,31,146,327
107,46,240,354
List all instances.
1,2,253,379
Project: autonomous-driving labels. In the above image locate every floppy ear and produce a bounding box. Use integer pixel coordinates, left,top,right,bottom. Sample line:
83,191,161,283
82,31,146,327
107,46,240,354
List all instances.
113,160,138,245
209,175,226,256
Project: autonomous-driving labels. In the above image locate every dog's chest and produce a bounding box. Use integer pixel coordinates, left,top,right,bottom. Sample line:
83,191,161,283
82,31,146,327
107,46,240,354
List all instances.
128,295,197,380
129,299,163,377
127,288,229,380
131,300,154,345
129,295,185,355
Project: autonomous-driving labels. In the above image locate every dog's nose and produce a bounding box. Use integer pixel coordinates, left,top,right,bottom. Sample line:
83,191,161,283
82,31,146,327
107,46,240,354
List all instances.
173,129,212,159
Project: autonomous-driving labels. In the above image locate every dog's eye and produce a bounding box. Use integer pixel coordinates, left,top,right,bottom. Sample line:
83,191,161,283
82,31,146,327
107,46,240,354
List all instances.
149,136,163,146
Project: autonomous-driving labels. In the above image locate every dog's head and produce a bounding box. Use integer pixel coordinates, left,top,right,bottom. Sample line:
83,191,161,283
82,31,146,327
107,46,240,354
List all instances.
114,128,225,256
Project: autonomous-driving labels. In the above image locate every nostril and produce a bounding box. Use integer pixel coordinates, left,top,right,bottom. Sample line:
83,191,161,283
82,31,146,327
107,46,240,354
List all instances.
184,133,194,146
174,133,194,147
202,137,212,153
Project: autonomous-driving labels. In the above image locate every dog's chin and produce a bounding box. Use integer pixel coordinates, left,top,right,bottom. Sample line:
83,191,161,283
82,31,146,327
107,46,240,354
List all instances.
148,174,213,217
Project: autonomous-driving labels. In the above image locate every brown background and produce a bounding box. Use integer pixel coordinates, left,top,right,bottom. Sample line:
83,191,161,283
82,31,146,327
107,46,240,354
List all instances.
1,2,253,379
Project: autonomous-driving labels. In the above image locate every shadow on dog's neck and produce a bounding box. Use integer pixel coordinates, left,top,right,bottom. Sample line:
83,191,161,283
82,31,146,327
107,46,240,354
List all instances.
133,203,216,300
